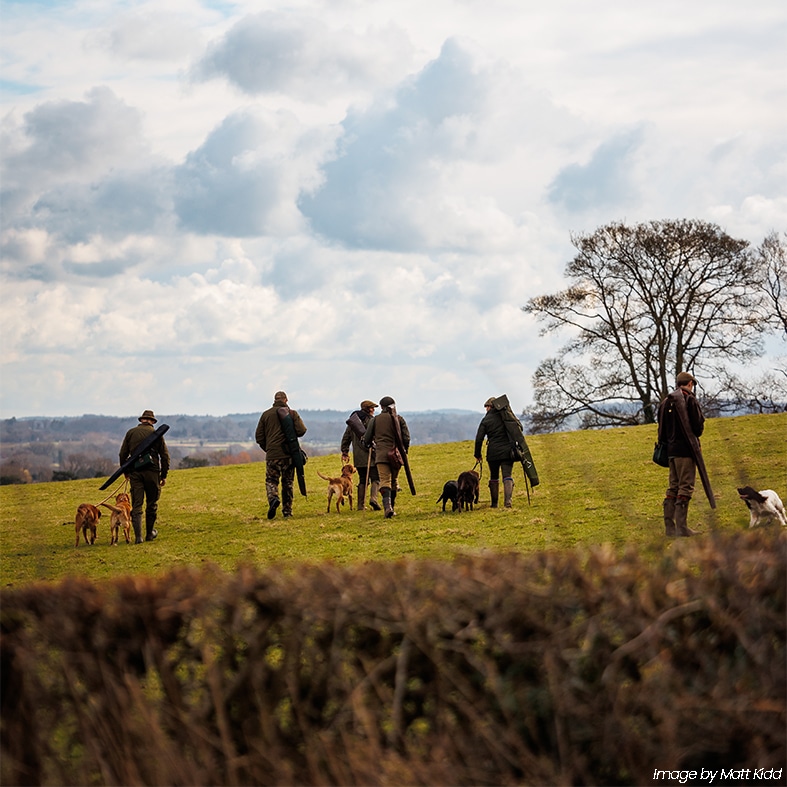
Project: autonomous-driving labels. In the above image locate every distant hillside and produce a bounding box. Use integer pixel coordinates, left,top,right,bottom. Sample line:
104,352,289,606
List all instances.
0,409,487,483
1,409,483,448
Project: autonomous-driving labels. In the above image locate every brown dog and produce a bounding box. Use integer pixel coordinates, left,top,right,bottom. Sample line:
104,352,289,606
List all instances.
316,464,356,512
75,503,101,547
100,492,132,545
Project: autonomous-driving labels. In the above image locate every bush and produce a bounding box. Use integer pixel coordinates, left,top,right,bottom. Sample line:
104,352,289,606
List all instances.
179,455,210,469
1,529,784,786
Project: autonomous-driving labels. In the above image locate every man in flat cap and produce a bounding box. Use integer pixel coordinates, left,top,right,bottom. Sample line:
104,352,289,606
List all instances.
341,399,381,511
255,391,307,519
119,409,170,543
657,372,705,537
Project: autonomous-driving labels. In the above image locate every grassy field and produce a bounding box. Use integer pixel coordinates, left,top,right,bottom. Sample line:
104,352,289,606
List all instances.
1,412,784,587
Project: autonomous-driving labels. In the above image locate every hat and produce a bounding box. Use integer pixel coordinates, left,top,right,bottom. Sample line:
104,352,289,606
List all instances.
379,396,395,408
360,400,378,409
273,391,288,405
139,409,157,423
676,372,697,386
484,397,496,407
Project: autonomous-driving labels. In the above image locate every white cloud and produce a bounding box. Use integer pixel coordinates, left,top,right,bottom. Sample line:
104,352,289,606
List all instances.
91,8,207,62
193,10,414,99
1,0,785,418
300,38,577,253
173,108,328,237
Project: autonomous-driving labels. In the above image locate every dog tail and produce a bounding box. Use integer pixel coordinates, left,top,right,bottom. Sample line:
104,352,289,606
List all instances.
100,502,121,513
316,471,332,481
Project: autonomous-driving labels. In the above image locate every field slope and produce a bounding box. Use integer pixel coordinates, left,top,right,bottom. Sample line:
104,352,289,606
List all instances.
1,412,784,586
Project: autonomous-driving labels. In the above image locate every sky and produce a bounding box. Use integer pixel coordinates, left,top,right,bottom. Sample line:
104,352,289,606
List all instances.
1,0,786,419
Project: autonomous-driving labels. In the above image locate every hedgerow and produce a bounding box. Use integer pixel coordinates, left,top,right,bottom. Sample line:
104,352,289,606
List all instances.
2,528,784,786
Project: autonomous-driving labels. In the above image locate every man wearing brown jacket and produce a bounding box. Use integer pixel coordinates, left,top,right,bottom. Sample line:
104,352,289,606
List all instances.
255,391,307,519
363,396,410,518
657,372,705,537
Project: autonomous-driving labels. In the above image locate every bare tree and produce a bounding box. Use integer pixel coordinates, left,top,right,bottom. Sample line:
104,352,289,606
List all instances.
702,368,787,416
64,452,114,479
523,219,767,431
755,231,787,338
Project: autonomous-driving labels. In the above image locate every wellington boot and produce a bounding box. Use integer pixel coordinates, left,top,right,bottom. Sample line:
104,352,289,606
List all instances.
503,478,514,509
145,514,157,541
267,497,280,520
381,488,394,519
488,479,500,509
357,483,366,511
675,498,699,537
663,497,677,537
132,515,143,545
369,480,382,511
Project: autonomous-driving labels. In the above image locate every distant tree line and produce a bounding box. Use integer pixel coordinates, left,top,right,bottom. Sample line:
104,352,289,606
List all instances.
0,410,483,484
523,220,787,432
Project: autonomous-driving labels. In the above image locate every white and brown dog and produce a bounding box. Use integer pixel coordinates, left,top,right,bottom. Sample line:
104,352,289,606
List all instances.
317,464,356,512
737,486,787,528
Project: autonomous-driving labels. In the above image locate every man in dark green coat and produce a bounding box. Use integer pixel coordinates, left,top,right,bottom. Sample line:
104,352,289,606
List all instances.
119,409,170,543
341,400,381,511
255,391,307,520
474,398,515,508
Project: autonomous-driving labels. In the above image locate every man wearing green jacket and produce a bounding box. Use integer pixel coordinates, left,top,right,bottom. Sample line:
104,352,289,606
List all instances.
119,409,170,543
255,391,307,520
474,398,516,508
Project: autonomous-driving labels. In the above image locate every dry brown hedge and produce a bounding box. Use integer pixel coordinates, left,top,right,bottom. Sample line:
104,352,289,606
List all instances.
2,529,785,786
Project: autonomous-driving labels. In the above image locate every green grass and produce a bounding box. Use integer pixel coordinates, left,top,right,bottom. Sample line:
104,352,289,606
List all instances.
1,413,784,587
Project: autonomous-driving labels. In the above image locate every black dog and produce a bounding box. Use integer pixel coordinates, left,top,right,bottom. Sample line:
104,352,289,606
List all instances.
457,470,480,512
436,480,459,512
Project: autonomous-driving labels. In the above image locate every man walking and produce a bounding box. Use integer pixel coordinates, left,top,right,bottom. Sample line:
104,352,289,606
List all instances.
255,391,307,519
341,399,381,511
474,397,515,508
363,396,410,519
119,409,170,543
657,371,711,537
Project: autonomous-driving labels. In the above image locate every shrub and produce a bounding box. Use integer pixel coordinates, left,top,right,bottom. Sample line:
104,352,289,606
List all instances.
1,529,784,786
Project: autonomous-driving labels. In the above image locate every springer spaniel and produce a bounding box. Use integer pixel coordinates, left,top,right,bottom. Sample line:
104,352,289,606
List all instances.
737,486,787,528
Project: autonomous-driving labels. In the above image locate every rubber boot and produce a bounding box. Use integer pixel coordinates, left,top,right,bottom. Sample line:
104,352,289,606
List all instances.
267,497,280,520
381,487,394,519
503,478,514,508
663,497,677,537
675,497,699,537
390,488,397,516
488,479,500,509
132,513,143,544
369,481,382,510
357,483,366,511
145,511,158,541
